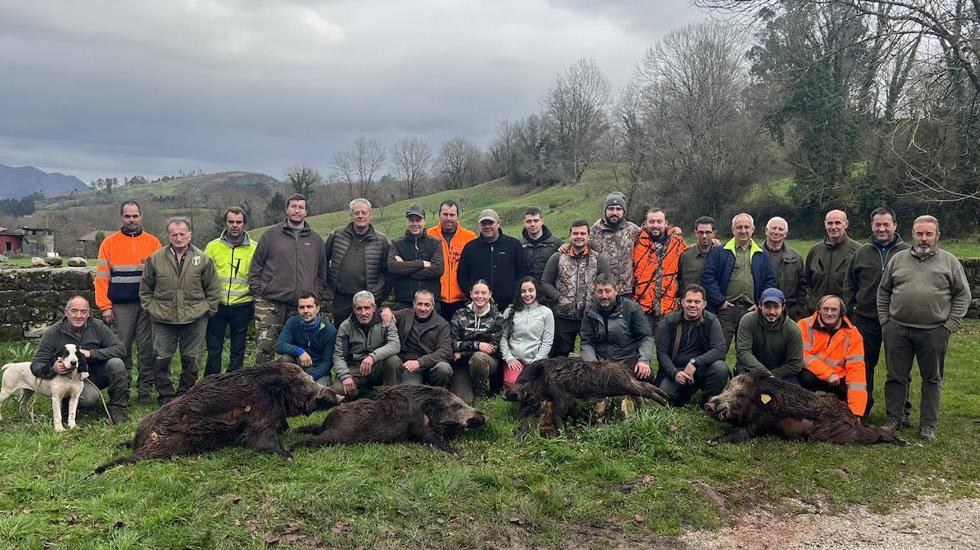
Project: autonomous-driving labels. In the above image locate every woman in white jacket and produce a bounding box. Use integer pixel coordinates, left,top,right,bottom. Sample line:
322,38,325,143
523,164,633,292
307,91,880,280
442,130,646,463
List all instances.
501,276,555,388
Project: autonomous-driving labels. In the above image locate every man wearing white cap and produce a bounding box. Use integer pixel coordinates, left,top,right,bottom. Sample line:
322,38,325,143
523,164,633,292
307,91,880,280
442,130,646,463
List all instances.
458,209,530,311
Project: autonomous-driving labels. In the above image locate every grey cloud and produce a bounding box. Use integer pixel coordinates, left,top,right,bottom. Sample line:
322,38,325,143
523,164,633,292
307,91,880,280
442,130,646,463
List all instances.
0,0,704,180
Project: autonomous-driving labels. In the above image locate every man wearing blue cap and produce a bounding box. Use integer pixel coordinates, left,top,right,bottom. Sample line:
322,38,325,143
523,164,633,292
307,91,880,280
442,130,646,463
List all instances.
734,287,803,383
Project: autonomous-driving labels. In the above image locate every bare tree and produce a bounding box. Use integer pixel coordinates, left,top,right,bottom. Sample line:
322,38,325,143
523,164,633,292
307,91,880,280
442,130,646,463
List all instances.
633,22,772,218
390,137,432,198
331,137,387,201
437,137,482,189
541,58,612,183
284,165,322,198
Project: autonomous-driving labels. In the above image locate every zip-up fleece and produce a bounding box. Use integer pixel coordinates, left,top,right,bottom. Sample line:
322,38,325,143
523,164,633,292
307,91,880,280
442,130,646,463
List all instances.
843,235,909,319
457,230,530,307
388,230,444,304
248,220,327,304
500,303,555,363
805,236,861,312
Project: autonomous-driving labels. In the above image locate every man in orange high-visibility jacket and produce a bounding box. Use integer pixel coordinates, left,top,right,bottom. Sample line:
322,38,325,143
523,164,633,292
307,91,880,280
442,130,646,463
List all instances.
797,294,867,416
96,200,162,403
427,199,476,322
633,207,687,333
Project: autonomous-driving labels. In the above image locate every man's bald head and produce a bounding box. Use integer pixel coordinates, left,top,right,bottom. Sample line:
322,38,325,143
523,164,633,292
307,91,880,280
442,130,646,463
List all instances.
824,209,849,243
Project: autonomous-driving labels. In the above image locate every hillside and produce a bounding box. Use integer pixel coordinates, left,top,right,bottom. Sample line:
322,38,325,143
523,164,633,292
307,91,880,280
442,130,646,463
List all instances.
38,171,280,207
0,164,88,199
253,166,980,258
255,166,628,240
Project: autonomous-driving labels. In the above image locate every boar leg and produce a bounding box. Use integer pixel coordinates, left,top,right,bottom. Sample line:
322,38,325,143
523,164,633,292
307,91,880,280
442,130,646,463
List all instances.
708,424,762,445
245,428,292,458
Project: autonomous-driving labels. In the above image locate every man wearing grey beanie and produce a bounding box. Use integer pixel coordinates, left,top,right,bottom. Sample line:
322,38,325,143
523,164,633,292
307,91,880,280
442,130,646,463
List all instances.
590,192,641,296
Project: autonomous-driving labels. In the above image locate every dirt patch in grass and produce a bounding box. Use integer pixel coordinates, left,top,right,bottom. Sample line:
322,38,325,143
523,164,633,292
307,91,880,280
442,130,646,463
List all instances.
682,496,980,549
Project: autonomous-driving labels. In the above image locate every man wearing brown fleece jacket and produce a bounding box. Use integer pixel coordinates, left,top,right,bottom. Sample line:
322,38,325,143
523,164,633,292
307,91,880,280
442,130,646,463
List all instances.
878,215,971,441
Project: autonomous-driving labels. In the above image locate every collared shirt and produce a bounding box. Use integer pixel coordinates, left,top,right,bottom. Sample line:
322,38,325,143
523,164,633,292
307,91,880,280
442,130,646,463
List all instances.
725,244,754,305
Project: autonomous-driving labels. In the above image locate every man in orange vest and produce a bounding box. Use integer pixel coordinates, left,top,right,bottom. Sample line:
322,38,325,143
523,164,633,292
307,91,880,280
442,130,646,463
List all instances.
797,294,867,416
633,207,687,332
427,200,476,321
95,200,162,403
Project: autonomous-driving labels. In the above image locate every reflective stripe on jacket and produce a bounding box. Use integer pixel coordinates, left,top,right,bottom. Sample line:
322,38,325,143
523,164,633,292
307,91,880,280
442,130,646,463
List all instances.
205,231,256,306
798,312,867,416
95,229,162,310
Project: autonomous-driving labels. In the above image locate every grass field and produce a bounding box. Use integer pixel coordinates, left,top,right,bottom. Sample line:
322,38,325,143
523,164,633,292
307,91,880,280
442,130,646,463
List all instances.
0,321,978,548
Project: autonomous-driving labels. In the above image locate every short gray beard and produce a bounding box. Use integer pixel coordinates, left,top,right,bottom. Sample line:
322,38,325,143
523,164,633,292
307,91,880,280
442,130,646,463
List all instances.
914,244,935,256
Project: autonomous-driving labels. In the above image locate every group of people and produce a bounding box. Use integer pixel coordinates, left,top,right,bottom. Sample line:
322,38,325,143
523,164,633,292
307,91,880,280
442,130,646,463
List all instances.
28,191,971,441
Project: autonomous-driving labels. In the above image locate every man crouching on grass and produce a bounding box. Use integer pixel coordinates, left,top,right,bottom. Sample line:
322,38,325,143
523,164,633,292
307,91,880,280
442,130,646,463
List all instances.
331,291,401,398
30,296,129,424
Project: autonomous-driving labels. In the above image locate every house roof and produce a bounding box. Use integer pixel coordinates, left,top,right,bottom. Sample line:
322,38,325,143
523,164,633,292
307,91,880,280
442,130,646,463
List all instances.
78,230,114,242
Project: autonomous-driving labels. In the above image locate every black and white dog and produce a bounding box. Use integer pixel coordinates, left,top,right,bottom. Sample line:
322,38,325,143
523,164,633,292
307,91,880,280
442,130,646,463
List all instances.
0,344,89,431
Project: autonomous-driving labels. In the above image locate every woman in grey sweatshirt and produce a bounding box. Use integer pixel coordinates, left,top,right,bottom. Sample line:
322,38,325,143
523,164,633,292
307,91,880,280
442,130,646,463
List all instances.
501,277,555,388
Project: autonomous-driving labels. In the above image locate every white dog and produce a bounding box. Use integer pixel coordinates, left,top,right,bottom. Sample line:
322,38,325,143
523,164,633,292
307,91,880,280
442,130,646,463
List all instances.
0,343,90,432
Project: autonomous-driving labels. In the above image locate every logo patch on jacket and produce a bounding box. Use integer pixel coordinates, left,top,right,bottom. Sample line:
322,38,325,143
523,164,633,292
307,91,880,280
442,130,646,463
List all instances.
192,256,201,266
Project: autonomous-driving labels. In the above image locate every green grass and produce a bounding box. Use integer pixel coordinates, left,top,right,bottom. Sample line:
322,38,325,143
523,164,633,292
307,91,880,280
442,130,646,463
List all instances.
253,168,627,241
250,167,980,259
784,239,980,259
1,321,979,547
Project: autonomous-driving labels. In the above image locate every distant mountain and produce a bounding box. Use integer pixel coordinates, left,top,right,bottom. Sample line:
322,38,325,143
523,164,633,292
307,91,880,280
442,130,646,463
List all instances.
0,164,88,199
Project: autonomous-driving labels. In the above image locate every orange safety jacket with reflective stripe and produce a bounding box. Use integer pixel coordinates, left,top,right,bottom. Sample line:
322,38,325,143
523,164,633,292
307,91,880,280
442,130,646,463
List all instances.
95,229,162,311
632,230,686,316
798,313,867,416
427,222,477,304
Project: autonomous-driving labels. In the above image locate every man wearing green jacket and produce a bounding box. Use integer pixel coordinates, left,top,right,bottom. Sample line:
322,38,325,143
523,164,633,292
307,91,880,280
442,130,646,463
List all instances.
140,217,221,404
805,209,860,313
735,288,803,383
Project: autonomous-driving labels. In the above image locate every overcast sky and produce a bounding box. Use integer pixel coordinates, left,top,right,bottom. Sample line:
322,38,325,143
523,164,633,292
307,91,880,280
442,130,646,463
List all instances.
0,0,710,182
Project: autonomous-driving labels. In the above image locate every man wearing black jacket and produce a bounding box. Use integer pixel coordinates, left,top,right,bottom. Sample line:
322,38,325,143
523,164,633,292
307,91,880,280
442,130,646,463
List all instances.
457,209,531,311
654,284,729,407
388,204,444,310
521,207,562,283
844,206,910,418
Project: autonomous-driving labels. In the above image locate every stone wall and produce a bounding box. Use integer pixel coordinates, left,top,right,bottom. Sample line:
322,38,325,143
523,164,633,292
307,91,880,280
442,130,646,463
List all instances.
0,267,97,339
962,259,980,319
0,260,977,339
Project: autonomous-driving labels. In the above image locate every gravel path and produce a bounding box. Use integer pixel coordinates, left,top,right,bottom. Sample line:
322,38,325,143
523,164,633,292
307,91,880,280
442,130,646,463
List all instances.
682,496,980,549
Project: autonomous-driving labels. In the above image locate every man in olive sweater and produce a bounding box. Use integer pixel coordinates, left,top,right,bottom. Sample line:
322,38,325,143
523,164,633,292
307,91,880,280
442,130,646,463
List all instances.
878,215,971,441
735,288,803,383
